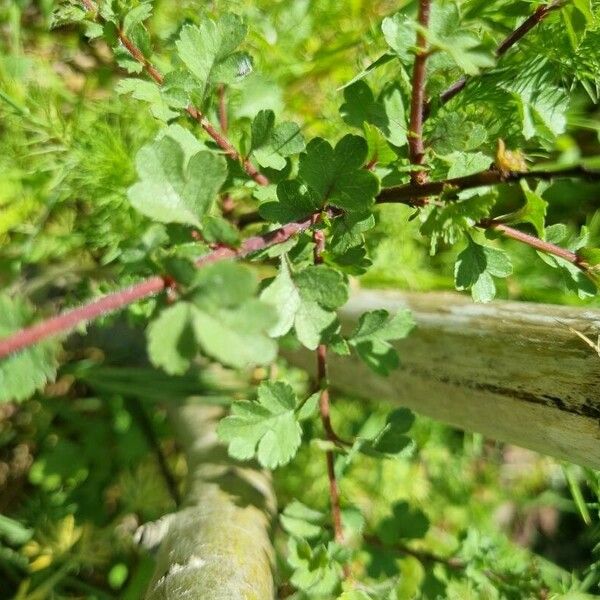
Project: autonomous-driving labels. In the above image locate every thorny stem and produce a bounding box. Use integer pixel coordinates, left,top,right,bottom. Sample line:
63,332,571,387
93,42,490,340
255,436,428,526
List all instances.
80,0,269,187
376,166,600,204
481,220,585,266
433,0,565,111
0,215,318,359
408,0,431,186
312,218,346,554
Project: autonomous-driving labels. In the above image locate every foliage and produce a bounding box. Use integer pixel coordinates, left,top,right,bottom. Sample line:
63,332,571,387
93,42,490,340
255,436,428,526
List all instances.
0,0,600,597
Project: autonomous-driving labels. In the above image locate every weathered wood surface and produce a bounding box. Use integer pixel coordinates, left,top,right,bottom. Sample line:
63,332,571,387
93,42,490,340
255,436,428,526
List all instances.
136,404,277,599
285,290,600,469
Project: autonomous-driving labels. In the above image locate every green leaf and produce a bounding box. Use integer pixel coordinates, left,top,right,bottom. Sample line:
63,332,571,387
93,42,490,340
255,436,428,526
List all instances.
147,263,277,370
147,302,197,375
176,14,252,99
0,515,33,546
339,52,396,90
382,12,413,62
127,136,227,227
299,135,380,213
200,215,240,246
51,1,87,28
363,123,397,166
116,78,185,122
261,260,348,350
384,4,494,75
0,296,59,403
421,193,496,254
192,298,277,367
281,500,327,539
376,501,430,544
354,408,415,459
428,113,488,155
287,538,342,594
340,81,407,147
261,135,379,221
217,381,304,468
454,236,513,303
122,3,153,34
251,110,305,170
498,59,568,140
259,180,322,223
504,181,548,237
446,152,492,179
348,309,415,375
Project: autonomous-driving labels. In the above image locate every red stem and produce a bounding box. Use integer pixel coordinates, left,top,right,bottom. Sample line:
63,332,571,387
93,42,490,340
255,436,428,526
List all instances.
0,216,316,359
376,166,600,204
317,344,345,545
312,222,345,550
408,0,431,186
481,220,582,265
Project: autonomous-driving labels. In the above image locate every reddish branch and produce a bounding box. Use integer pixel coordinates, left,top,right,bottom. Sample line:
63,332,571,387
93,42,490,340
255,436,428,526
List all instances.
481,220,584,266
80,1,269,187
434,0,565,109
408,0,432,186
376,165,600,204
311,219,345,550
0,216,316,359
376,172,595,274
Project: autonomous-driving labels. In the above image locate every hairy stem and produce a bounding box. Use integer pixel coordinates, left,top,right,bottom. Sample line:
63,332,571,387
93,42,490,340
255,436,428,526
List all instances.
481,219,584,266
408,0,431,185
312,221,345,550
377,166,600,204
434,0,565,110
0,215,318,359
377,175,594,275
80,0,269,186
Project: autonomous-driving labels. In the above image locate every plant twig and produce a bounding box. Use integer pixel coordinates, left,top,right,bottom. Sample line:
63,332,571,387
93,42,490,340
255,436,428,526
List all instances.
0,215,319,359
434,0,565,110
480,219,586,267
80,1,269,187
312,219,346,554
376,165,600,204
408,0,432,186
377,171,595,277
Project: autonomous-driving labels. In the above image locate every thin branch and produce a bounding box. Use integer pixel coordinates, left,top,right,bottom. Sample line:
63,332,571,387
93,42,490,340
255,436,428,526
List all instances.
0,215,318,359
376,171,596,276
81,1,269,187
312,220,346,553
480,219,586,267
317,344,345,546
408,0,432,186
434,0,565,110
376,166,600,204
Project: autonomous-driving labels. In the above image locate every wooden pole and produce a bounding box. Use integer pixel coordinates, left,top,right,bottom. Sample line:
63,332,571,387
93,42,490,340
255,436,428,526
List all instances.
136,404,277,599
285,290,600,469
